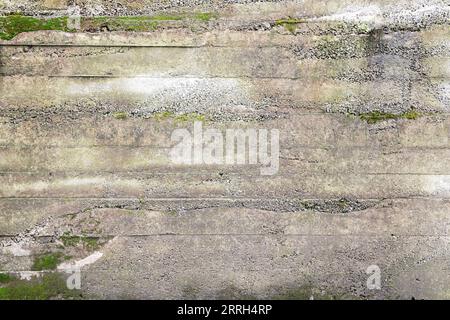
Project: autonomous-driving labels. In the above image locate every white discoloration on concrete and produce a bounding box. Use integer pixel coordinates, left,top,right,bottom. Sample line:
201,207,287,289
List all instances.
393,5,448,21
18,271,41,280
68,77,246,98
438,82,450,109
316,3,448,27
8,177,134,195
57,251,103,271
2,242,31,257
423,176,450,196
317,5,382,23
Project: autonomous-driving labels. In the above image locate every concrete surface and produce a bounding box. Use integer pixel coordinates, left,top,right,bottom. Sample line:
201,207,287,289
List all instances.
0,0,449,299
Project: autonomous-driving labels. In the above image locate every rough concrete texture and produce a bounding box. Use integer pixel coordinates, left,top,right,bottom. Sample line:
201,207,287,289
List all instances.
0,0,449,299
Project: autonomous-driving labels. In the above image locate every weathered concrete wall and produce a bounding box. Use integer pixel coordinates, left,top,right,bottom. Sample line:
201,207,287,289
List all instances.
0,0,449,299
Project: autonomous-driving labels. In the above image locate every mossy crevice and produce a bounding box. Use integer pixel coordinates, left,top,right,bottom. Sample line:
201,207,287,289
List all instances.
60,232,101,250
275,17,306,33
358,110,421,124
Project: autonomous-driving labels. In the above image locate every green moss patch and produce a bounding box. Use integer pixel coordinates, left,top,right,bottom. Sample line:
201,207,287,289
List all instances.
60,232,100,250
275,18,306,33
0,273,15,284
0,273,80,300
0,12,218,40
153,111,174,121
112,111,128,120
194,12,218,22
275,18,306,25
174,113,206,123
359,110,421,124
32,253,63,271
150,14,184,21
0,15,72,40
